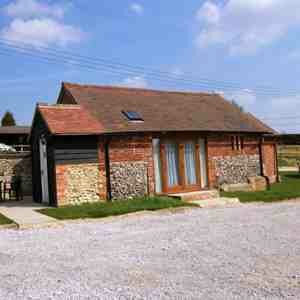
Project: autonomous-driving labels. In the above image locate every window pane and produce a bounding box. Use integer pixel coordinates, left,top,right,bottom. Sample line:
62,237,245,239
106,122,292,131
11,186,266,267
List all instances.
184,142,197,185
166,143,179,186
122,110,143,121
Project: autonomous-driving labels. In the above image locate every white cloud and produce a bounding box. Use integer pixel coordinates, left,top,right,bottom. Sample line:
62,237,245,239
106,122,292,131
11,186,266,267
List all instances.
4,0,66,19
1,18,84,47
218,89,300,133
196,1,220,24
269,95,300,116
119,76,148,88
129,3,144,15
1,0,83,48
288,49,300,61
171,67,184,77
224,89,257,110
261,95,300,132
195,0,300,55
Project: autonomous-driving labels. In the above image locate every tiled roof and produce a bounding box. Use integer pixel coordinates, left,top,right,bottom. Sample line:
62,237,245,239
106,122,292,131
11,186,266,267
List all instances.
38,104,104,135
59,82,275,134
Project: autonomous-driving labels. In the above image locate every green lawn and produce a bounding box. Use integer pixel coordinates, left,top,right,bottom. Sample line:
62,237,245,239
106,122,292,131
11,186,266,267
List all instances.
221,172,300,203
38,196,195,220
0,213,13,225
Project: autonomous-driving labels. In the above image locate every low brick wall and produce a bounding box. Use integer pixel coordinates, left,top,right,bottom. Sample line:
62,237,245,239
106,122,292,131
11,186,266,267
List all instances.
0,153,32,195
56,163,106,206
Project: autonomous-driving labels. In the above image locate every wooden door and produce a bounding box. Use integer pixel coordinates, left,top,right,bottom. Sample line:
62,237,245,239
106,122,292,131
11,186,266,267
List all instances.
161,138,201,193
39,137,49,204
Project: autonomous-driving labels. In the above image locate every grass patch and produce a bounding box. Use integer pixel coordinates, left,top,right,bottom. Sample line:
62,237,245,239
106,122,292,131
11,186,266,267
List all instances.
221,172,300,203
0,213,13,225
38,196,195,220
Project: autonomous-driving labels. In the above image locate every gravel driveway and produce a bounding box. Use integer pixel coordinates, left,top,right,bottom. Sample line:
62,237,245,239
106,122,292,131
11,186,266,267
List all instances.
0,201,300,299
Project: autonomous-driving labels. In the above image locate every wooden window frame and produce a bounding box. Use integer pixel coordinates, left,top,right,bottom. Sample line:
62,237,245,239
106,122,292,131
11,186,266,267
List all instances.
231,136,244,152
160,137,202,194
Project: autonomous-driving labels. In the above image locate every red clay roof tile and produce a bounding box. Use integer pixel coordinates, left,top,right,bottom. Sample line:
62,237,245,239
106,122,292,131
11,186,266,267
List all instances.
38,104,104,135
59,82,275,134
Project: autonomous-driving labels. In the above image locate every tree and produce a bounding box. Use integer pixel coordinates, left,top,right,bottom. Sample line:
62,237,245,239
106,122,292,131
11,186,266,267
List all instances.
231,100,244,112
1,111,16,126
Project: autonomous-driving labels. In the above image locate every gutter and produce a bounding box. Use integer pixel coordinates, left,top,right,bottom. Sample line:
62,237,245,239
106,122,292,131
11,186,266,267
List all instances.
259,137,264,177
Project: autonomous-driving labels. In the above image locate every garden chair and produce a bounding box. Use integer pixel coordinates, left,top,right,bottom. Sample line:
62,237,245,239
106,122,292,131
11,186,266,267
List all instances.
3,176,23,201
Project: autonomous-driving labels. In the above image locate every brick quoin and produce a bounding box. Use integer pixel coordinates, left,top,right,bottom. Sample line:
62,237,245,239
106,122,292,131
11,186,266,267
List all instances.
55,165,67,206
262,142,278,183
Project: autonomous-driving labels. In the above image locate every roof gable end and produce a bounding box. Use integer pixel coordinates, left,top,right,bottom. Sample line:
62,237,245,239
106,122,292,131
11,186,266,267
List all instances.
37,104,104,135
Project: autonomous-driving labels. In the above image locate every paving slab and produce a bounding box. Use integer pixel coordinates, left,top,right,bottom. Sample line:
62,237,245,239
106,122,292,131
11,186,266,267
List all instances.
190,197,241,208
0,198,59,229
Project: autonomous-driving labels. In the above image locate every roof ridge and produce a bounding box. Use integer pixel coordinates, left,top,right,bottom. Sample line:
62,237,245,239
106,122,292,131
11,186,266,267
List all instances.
38,103,82,109
62,81,218,97
0,125,30,128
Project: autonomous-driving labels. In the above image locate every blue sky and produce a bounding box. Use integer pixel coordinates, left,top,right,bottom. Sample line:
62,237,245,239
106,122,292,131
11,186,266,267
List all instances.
1,0,300,132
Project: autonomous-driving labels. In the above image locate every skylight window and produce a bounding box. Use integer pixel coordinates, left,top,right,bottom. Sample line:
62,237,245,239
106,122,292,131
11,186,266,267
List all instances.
122,110,144,122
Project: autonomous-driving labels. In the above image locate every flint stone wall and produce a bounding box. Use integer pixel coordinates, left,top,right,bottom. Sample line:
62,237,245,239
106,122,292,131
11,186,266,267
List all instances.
0,153,32,195
213,154,261,185
63,163,102,205
110,161,148,200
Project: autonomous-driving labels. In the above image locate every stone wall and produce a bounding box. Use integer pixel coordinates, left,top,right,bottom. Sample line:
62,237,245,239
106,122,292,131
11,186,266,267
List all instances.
207,135,261,187
110,162,148,199
108,135,154,200
213,154,261,185
56,163,105,206
0,153,32,195
54,135,154,205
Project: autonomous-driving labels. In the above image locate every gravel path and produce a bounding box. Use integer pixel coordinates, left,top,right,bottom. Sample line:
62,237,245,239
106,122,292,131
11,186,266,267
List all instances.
0,201,300,299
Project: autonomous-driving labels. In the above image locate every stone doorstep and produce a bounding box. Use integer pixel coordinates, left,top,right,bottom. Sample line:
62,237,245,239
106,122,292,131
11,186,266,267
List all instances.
190,197,241,208
168,190,220,202
221,182,253,192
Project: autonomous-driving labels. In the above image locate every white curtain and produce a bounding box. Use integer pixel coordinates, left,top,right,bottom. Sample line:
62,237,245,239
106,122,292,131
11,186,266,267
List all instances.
152,139,162,193
166,143,179,186
184,142,197,185
199,138,208,188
